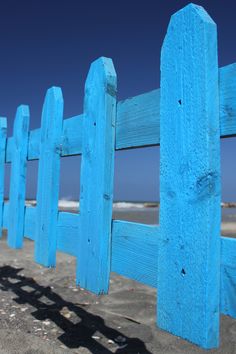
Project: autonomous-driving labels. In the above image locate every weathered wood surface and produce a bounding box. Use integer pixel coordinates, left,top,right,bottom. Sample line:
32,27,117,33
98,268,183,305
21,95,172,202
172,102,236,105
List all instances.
221,237,236,318
116,89,160,149
57,212,80,255
0,118,6,236
77,57,117,294
28,128,40,160
61,115,83,156
34,87,64,267
220,63,236,137
7,106,29,248
24,206,36,239
158,4,221,348
4,201,236,319
111,220,158,287
1,3,236,350
4,63,236,163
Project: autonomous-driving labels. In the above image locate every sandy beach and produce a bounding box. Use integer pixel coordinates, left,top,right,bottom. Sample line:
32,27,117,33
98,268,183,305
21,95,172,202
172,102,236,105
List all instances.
0,205,236,353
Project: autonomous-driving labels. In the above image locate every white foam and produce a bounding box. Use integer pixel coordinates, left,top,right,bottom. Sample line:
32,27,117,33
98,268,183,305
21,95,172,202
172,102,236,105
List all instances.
25,199,156,210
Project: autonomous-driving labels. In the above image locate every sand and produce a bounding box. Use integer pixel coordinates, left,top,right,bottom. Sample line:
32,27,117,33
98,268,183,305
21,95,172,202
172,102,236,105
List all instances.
0,208,236,353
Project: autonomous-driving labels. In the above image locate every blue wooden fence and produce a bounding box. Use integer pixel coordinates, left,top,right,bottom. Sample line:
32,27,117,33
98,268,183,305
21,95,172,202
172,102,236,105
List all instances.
1,3,236,349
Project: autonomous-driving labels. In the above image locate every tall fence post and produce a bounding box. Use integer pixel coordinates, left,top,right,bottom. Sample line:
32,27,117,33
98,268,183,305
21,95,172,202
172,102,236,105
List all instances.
158,4,221,348
34,87,64,267
0,117,7,236
8,106,29,248
77,57,117,294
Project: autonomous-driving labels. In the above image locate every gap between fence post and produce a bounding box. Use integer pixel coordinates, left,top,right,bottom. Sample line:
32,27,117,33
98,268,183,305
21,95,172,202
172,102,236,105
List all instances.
77,57,117,294
8,106,29,248
158,4,221,349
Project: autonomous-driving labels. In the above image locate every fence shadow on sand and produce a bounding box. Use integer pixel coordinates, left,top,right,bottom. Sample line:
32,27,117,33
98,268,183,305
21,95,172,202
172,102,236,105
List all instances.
0,265,152,354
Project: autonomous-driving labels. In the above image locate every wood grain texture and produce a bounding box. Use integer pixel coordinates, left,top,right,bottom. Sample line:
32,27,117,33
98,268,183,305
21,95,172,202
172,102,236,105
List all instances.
24,208,79,257
34,87,64,267
111,220,158,287
4,62,236,164
6,114,83,161
9,205,79,258
220,237,236,318
158,4,221,348
0,118,7,236
7,106,29,248
219,63,236,137
115,62,236,150
57,211,80,256
24,206,36,240
5,136,13,162
1,5,236,349
116,89,160,149
5,198,236,324
77,57,117,294
61,115,83,156
28,128,40,160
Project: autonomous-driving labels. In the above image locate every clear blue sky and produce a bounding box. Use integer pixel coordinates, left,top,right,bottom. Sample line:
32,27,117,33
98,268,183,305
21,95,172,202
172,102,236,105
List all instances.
1,1,236,201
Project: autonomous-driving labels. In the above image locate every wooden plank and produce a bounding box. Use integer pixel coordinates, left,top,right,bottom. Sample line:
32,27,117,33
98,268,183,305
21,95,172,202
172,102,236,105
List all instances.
5,197,236,317
77,57,117,294
0,118,6,236
3,62,236,164
221,237,236,318
34,87,64,267
27,114,83,159
7,106,29,248
24,208,79,256
28,128,40,160
5,195,236,321
57,212,80,256
220,63,236,137
27,115,83,160
115,63,236,150
2,202,8,229
5,136,13,163
24,206,36,240
111,220,158,287
61,115,83,156
116,89,160,149
158,4,221,349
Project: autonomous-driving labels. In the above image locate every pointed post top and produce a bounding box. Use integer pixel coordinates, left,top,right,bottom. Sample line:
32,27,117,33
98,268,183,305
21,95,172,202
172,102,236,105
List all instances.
171,3,215,25
45,86,63,100
85,57,117,97
41,86,63,134
162,3,216,53
158,0,220,349
16,105,29,119
13,105,30,139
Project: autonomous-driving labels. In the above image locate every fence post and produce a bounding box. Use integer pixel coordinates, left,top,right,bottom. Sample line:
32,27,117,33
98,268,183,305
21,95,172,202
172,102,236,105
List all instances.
8,106,29,248
0,117,7,236
77,57,117,294
158,4,221,348
34,87,63,267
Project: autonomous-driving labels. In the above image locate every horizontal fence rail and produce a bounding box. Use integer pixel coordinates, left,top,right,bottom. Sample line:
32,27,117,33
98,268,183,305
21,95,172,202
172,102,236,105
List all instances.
2,203,236,315
4,63,236,163
0,2,236,350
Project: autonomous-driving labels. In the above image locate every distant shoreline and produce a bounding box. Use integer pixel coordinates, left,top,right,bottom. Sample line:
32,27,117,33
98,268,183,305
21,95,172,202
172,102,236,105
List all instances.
3,199,236,209
2,199,236,236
